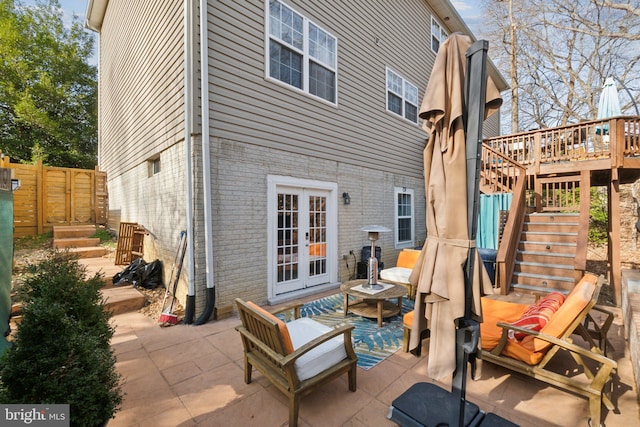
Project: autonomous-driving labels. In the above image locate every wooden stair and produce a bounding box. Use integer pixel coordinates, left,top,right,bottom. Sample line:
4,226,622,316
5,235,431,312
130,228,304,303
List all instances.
53,225,107,258
510,212,582,295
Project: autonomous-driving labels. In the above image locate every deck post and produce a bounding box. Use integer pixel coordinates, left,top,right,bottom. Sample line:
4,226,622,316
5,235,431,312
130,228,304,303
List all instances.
609,176,621,307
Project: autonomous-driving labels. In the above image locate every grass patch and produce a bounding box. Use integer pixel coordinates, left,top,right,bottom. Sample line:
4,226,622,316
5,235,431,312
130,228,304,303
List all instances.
91,227,115,244
13,232,52,251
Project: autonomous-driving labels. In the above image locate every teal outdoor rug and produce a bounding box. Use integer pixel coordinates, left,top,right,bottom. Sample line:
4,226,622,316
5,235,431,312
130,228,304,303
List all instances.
283,293,414,370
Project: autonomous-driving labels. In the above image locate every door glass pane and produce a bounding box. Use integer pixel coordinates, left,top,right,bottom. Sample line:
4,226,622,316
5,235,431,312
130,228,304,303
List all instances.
277,193,298,283
308,195,327,277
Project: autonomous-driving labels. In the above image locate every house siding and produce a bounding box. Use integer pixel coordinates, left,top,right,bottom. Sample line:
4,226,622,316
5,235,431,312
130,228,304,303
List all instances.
94,0,505,318
207,0,433,178
97,0,200,309
98,0,184,176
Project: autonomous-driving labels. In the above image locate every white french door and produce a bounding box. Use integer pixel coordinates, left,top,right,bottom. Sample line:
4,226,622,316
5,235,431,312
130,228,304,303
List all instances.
268,177,337,298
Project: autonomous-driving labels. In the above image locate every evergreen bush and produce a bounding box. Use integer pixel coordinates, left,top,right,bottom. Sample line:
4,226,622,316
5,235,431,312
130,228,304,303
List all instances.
0,251,122,426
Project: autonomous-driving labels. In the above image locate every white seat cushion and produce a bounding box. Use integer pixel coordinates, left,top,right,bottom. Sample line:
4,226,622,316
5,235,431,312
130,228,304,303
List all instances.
286,317,348,381
380,266,412,283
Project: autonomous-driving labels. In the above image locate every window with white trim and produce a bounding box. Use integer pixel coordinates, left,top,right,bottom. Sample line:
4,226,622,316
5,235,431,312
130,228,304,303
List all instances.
431,17,448,53
386,68,418,124
267,0,337,104
395,187,415,248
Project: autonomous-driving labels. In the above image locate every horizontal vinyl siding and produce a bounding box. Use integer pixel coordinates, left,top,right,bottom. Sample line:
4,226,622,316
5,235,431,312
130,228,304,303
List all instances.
207,0,440,179
98,0,184,177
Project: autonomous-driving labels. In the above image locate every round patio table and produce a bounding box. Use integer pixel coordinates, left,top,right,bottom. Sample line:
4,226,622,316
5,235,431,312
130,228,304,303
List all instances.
341,279,406,327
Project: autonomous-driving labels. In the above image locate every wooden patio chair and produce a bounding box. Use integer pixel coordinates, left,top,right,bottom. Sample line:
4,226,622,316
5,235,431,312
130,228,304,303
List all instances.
235,299,357,427
480,274,617,426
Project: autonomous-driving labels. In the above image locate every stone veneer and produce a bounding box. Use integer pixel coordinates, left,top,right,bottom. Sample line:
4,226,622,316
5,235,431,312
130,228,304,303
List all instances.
621,269,640,402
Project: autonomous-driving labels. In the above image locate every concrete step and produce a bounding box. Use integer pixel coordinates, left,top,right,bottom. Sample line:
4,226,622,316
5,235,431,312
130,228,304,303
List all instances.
101,285,146,315
54,237,101,249
53,225,97,239
81,257,146,315
68,246,108,259
78,257,123,287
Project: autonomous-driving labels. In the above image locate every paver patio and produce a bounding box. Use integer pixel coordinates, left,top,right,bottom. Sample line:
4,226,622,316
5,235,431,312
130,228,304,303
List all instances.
108,290,639,427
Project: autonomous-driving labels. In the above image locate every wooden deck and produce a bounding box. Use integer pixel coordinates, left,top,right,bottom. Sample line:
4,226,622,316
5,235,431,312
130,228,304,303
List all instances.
484,116,640,185
482,116,640,306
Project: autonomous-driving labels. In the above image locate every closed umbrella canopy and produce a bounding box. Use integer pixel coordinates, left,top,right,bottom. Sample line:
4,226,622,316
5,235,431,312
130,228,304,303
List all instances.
597,77,622,120
596,77,622,138
408,34,502,380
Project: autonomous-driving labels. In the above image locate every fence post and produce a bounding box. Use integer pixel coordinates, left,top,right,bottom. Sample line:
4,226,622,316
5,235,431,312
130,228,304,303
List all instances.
36,160,44,234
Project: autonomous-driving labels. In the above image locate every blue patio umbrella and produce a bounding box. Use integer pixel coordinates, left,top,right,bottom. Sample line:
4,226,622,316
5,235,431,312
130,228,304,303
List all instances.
596,77,622,135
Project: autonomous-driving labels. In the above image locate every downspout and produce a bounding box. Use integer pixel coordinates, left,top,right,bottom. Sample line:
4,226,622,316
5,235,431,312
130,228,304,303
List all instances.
183,0,196,324
194,0,215,325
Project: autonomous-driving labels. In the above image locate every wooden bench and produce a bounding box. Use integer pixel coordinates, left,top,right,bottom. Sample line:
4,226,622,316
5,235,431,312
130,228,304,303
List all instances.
480,274,617,426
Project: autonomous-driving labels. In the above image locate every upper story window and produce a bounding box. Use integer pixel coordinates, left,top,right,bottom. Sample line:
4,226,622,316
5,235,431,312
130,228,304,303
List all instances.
267,0,337,104
395,187,415,248
386,68,418,124
431,17,448,52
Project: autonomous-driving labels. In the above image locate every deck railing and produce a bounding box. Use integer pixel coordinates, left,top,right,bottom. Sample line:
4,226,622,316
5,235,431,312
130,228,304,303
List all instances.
485,116,640,171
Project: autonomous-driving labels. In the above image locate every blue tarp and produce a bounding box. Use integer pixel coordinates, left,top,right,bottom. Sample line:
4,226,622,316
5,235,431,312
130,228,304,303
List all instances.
477,193,512,250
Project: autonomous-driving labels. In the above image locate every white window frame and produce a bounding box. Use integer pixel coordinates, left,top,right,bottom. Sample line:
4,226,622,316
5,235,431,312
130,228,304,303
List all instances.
394,187,415,248
386,67,419,124
265,0,338,105
431,17,448,53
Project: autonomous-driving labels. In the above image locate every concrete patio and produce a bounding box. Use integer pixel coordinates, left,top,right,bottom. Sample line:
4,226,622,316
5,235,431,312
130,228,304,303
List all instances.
107,290,639,427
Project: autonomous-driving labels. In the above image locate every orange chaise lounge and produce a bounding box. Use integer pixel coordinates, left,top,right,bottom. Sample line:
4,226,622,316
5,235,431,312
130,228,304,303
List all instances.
479,273,617,425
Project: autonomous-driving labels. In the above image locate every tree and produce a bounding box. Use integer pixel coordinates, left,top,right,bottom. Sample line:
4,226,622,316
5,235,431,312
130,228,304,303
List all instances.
482,0,640,132
0,0,97,169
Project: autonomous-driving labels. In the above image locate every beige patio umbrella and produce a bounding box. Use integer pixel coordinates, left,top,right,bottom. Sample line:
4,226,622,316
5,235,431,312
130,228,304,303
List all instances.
408,33,502,381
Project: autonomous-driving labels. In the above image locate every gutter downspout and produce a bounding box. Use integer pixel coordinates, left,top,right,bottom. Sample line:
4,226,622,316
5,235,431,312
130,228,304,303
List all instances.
183,0,196,324
194,0,215,325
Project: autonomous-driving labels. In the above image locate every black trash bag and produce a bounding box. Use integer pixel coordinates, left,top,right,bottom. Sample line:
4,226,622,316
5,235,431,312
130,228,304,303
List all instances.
138,259,163,289
112,258,147,287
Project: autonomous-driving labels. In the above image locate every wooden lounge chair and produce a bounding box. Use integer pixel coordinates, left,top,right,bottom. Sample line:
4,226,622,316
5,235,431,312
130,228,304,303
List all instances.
235,299,358,427
480,274,617,426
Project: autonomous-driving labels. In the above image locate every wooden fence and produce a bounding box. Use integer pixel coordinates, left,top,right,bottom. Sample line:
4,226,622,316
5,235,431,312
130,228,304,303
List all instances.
0,156,107,237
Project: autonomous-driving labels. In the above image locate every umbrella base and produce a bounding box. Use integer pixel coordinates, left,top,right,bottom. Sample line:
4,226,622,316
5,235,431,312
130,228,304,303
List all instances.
388,382,518,427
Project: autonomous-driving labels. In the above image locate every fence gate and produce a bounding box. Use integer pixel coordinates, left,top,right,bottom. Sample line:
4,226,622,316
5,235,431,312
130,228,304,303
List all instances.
0,157,108,237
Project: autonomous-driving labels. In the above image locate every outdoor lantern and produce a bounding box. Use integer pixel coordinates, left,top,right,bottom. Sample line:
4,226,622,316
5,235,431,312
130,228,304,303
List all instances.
360,225,390,289
342,192,351,205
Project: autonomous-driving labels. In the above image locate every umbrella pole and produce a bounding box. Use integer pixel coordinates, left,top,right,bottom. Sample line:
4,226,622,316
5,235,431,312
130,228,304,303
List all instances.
451,39,489,427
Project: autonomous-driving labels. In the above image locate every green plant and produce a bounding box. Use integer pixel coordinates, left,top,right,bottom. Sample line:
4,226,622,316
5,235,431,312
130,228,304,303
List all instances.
0,250,122,426
91,227,115,244
13,232,53,250
589,188,608,245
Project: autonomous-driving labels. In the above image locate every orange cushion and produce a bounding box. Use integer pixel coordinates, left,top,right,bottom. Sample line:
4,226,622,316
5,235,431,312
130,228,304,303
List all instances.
480,297,529,351
521,274,597,353
403,310,414,327
247,302,294,354
509,292,565,340
480,275,597,365
397,249,421,269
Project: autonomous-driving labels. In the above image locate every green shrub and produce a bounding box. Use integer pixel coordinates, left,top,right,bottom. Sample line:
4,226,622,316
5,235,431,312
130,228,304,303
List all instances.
589,188,608,244
0,251,122,426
